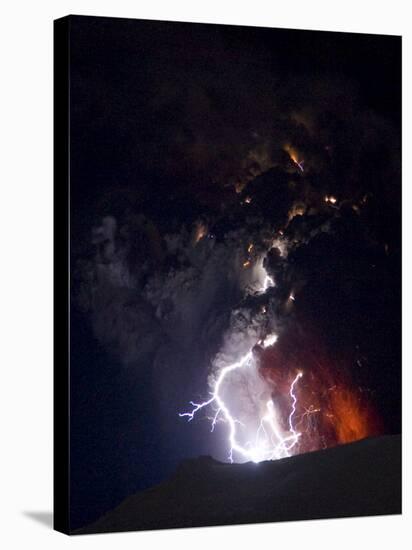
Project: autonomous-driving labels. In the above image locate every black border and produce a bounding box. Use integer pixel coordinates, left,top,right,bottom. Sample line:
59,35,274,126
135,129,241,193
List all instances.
53,15,70,535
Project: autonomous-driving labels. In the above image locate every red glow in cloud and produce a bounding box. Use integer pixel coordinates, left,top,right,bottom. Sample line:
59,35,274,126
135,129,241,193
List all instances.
258,325,381,453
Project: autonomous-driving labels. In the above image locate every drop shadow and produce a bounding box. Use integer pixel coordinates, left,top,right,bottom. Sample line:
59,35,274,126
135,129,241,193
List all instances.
23,511,53,529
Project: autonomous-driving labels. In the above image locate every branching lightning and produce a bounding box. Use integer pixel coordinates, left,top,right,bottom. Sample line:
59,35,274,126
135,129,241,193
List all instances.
179,346,303,463
179,257,303,464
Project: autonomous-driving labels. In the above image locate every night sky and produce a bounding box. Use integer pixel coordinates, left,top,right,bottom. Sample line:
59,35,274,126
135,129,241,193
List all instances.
68,15,401,529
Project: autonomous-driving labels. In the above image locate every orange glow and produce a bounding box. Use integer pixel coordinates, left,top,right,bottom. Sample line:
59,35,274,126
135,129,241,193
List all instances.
327,388,373,444
284,144,298,163
284,144,304,170
257,327,381,453
288,203,306,222
193,221,207,244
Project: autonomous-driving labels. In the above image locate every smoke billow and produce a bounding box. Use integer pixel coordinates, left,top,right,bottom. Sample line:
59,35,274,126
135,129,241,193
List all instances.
71,27,400,463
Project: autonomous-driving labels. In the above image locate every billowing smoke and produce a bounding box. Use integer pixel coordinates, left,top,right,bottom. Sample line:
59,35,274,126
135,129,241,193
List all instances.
72,45,400,464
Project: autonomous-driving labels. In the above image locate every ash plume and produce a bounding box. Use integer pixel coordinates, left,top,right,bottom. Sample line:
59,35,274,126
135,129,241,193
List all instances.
71,30,400,463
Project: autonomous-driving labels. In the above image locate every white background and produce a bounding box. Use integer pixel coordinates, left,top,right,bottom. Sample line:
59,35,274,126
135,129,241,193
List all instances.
0,0,410,548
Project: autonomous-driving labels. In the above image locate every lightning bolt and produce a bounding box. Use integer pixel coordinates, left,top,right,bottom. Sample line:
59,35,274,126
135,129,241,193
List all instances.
179,257,303,464
179,345,303,463
261,274,275,292
296,160,305,172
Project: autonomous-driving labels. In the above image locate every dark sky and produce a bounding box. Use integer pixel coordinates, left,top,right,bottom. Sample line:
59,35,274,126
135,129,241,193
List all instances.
68,15,401,530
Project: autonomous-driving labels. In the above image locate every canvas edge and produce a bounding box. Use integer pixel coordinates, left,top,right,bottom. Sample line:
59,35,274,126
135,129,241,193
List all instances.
53,14,71,536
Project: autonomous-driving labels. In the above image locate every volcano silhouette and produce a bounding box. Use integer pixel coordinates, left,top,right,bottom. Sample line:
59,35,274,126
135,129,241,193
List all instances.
77,434,401,534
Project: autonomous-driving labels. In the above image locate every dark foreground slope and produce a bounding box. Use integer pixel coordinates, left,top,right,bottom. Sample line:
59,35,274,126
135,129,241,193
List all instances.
78,435,401,534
